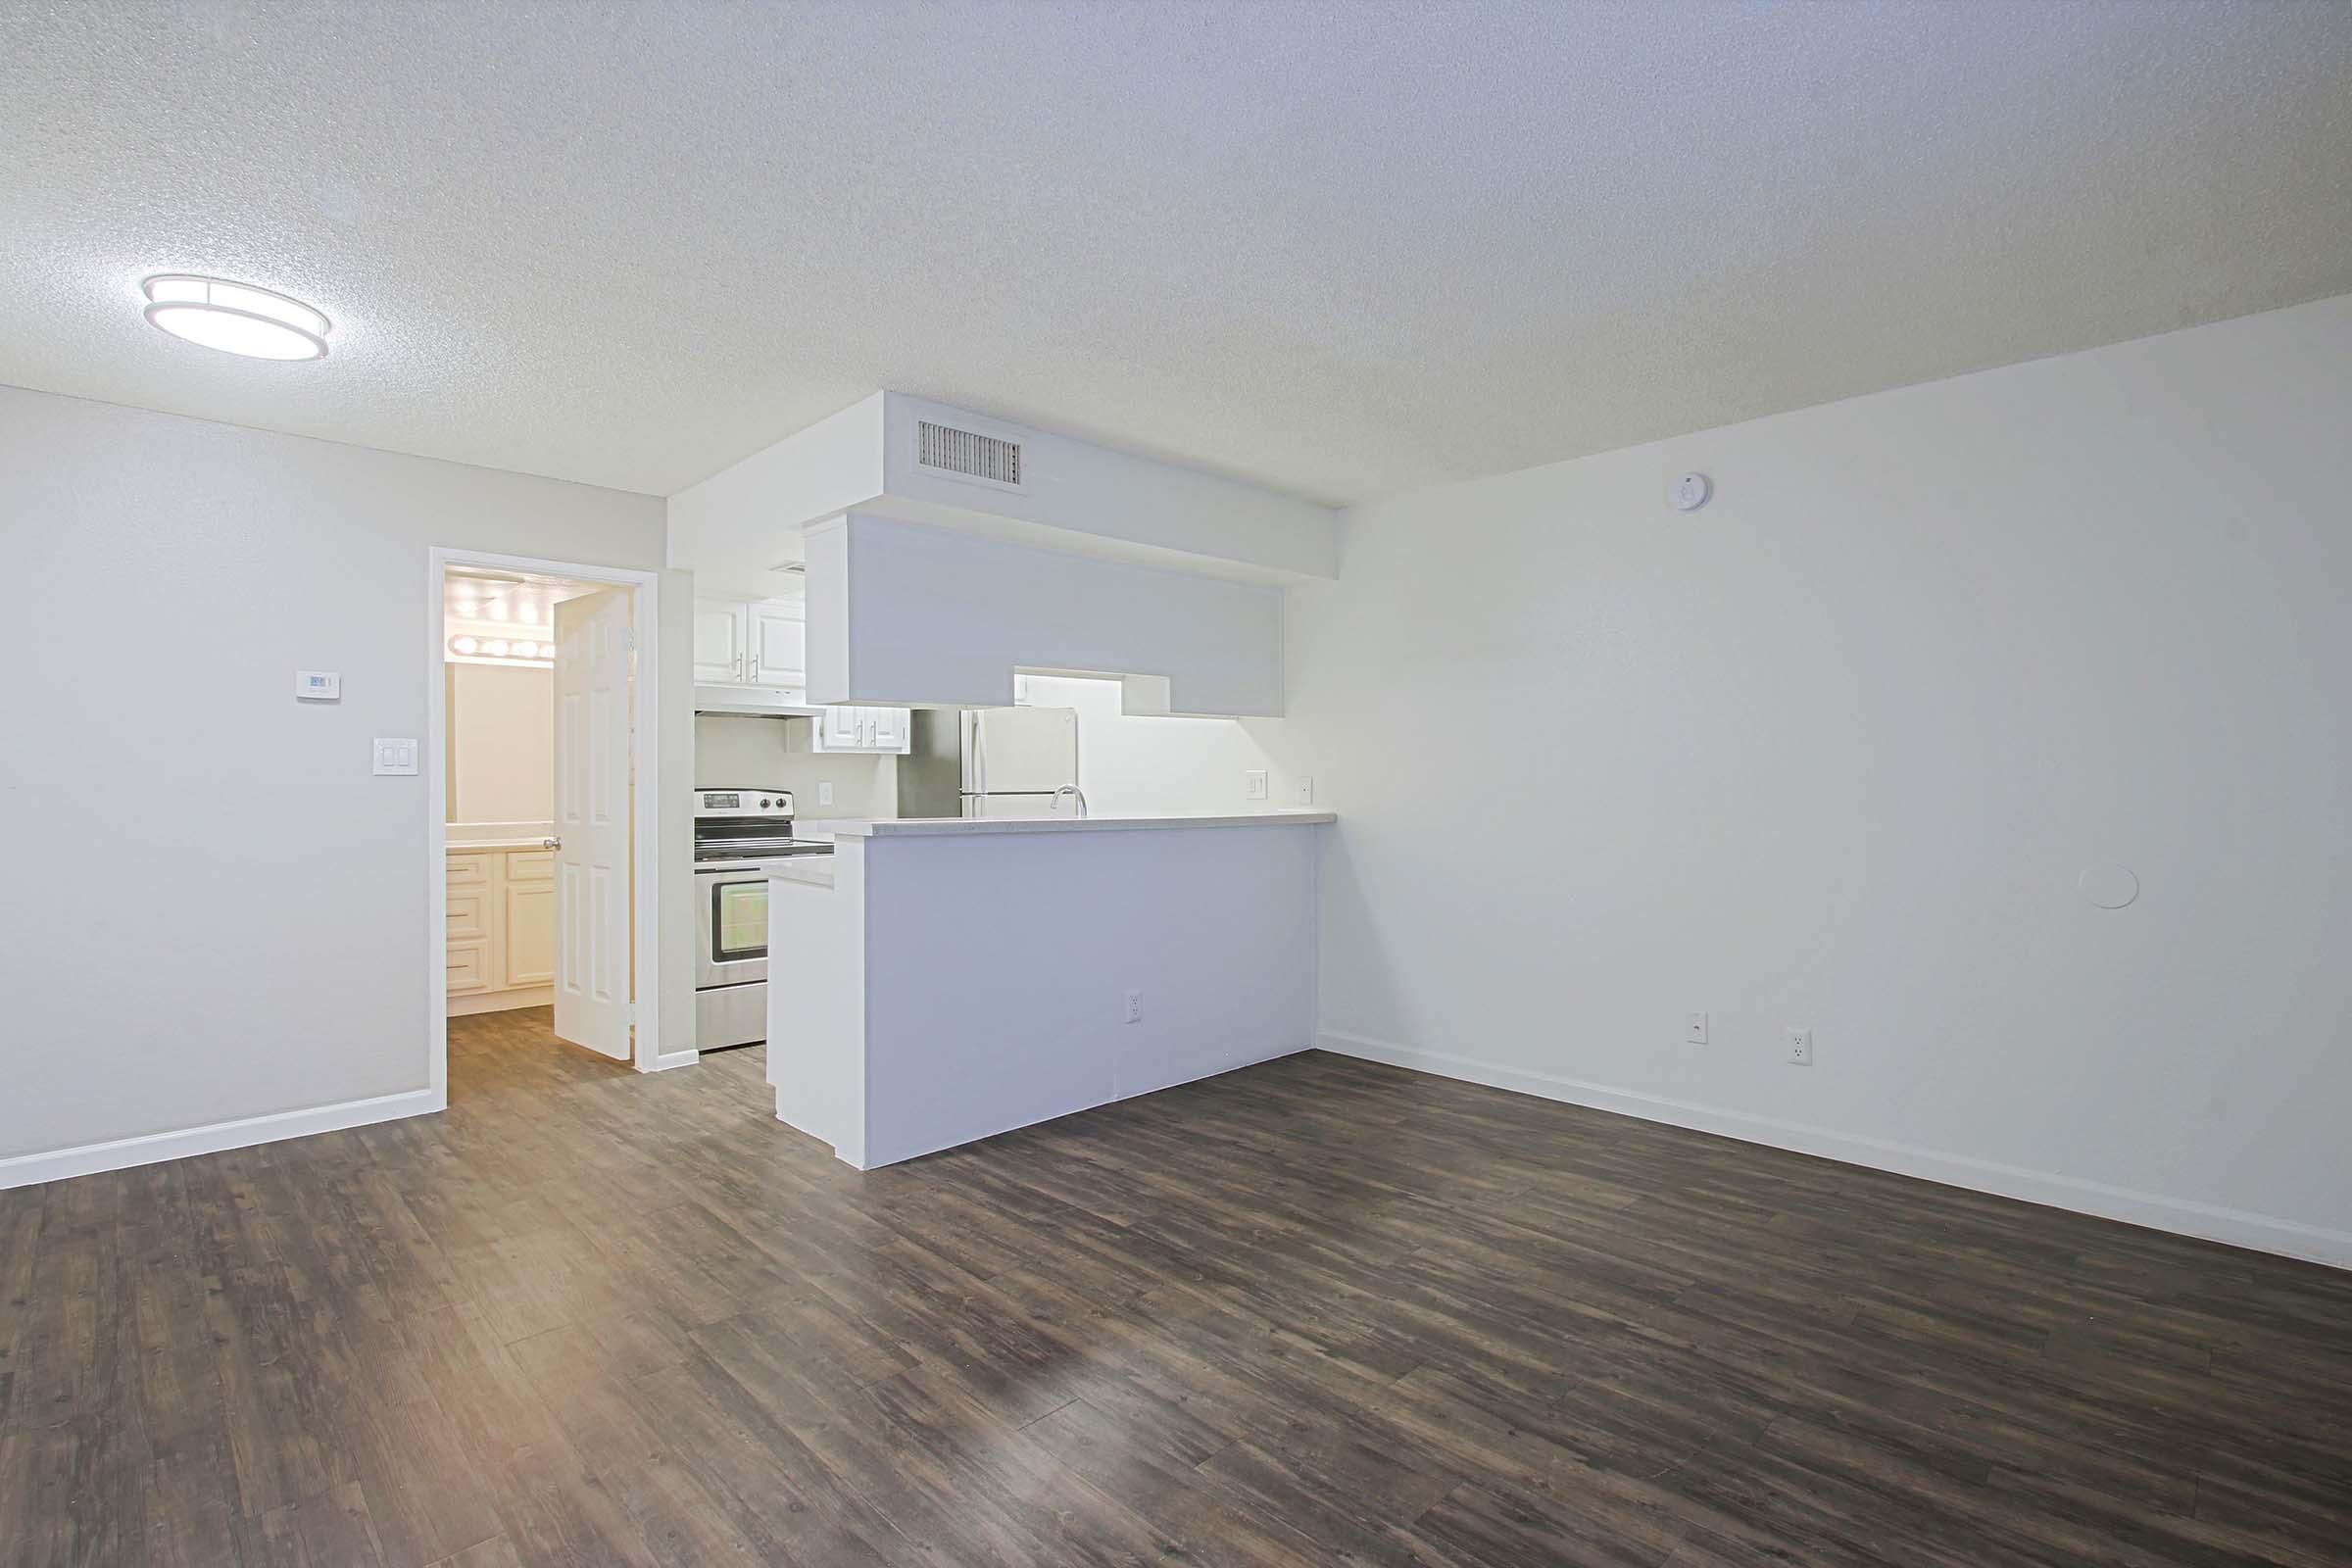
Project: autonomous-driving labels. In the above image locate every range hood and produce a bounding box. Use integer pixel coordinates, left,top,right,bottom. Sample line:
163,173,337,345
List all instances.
694,684,825,716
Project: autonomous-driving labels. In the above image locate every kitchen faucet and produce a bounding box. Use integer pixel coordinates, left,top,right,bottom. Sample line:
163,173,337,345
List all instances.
1053,784,1089,818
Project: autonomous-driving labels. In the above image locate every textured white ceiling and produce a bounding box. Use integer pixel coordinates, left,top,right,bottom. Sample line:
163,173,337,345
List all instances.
3,1,2348,505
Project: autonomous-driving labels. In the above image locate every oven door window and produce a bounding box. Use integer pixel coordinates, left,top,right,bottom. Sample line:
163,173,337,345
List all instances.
711,879,767,963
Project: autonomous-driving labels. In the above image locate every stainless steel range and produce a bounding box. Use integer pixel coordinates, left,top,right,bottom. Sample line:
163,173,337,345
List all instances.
693,786,833,1051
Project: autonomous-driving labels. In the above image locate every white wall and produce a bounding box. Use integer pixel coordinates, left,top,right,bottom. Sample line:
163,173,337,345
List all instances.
1285,293,2352,1265
808,511,1287,715
774,821,1323,1168
446,662,553,824
666,390,1340,587
693,713,899,818
666,393,885,597
0,386,683,1173
1018,674,1283,816
654,570,699,1068
875,392,1340,582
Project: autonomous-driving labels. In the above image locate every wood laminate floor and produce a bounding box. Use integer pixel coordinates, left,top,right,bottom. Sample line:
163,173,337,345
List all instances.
5,1010,2351,1566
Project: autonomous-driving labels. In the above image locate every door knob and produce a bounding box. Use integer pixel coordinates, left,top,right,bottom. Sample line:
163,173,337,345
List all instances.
543,837,562,850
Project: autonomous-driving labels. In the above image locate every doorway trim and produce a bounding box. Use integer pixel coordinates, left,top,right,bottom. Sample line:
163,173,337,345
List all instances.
426,547,674,1103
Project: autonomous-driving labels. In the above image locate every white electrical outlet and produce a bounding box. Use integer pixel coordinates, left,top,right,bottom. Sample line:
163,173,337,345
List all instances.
818,781,834,807
1295,776,1315,806
1786,1027,1814,1066
1244,769,1268,801
1686,1011,1708,1045
1123,989,1143,1024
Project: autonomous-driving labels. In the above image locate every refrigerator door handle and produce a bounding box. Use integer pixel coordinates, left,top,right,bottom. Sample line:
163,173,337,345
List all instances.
972,712,987,805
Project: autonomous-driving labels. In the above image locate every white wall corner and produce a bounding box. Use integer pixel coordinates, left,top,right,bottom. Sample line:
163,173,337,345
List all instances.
801,513,856,705
665,393,888,596
671,389,1339,589
875,390,1341,583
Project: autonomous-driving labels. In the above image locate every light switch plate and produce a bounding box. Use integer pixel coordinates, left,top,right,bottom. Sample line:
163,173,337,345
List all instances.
1244,769,1268,801
818,782,835,807
295,670,340,701
372,738,420,776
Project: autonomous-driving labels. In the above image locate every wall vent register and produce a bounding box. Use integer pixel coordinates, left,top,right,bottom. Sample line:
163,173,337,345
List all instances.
916,419,1024,490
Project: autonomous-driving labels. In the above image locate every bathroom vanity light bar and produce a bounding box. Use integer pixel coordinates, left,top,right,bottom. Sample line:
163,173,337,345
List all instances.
448,635,552,665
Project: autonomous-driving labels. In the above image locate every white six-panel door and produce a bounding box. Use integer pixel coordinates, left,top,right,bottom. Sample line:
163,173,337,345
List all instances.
552,588,634,1059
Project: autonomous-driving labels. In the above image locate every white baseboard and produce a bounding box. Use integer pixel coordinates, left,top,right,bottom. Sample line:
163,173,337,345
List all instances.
0,1088,443,1191
641,1049,701,1073
1317,1030,2352,1272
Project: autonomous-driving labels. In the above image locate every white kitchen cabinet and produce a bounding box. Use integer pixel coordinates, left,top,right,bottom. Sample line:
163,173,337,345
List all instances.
447,845,557,1013
751,606,807,686
696,595,808,688
693,597,750,683
812,704,912,755
816,704,862,750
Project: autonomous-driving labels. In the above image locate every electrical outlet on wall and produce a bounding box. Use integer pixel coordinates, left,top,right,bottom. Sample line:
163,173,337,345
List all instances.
1123,989,1143,1024
1295,776,1315,806
1785,1026,1814,1066
1244,769,1268,801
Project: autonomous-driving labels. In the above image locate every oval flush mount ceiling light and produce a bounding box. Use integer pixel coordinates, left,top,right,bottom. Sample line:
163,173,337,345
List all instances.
141,274,329,360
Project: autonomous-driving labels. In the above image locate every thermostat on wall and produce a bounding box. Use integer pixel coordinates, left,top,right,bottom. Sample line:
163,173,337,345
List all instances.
295,670,341,701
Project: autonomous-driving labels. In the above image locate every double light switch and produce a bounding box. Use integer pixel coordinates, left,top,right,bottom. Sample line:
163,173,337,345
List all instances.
372,738,420,776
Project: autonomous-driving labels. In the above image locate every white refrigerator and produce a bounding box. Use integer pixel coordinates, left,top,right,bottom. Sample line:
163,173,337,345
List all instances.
959,707,1079,817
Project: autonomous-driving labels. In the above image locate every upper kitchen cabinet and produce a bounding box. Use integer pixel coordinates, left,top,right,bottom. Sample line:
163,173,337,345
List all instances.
751,606,806,686
812,704,912,754
695,595,805,688
694,596,751,683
